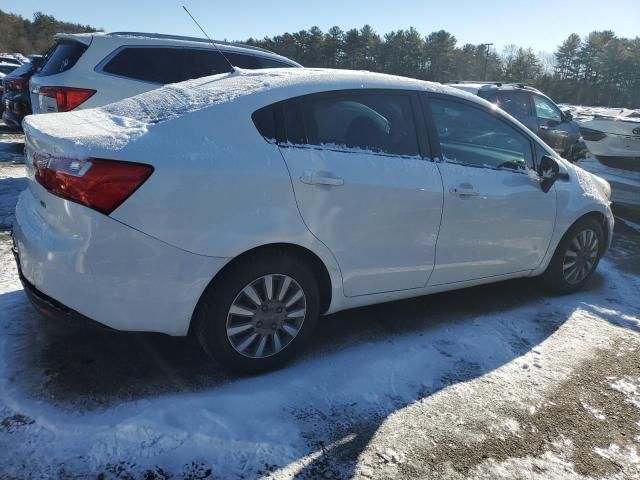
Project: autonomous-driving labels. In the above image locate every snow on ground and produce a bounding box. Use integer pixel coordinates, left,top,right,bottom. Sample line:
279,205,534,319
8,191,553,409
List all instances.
1,132,640,479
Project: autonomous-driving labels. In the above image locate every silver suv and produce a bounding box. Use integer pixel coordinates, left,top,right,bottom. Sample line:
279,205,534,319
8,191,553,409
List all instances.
30,31,301,113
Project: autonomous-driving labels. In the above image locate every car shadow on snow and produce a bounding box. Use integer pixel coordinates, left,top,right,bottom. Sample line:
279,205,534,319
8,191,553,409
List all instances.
2,260,638,477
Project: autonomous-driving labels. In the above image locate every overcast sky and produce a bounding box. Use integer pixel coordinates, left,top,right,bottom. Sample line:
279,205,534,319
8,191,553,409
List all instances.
6,0,640,53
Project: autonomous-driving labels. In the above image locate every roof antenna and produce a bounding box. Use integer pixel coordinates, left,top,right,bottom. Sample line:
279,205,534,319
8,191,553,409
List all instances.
182,5,237,73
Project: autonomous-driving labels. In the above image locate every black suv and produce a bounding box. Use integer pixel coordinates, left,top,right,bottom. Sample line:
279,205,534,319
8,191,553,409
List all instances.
2,60,41,130
448,82,587,162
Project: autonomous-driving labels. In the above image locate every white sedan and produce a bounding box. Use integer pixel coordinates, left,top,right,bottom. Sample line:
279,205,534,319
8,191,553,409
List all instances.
13,68,614,372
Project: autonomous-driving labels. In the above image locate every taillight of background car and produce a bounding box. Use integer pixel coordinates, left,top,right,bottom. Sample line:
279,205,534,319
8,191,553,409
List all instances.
39,86,96,112
579,127,607,142
4,78,29,92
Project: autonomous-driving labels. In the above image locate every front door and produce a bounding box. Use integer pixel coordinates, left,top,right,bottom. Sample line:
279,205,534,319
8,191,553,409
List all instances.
424,95,557,286
276,90,444,297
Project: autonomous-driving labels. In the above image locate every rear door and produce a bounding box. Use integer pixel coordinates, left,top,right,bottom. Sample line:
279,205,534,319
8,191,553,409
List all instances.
424,94,556,285
275,89,444,297
532,94,572,155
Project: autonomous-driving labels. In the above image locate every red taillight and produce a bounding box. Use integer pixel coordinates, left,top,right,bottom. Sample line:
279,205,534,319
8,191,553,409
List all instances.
39,86,96,112
33,155,153,215
5,78,28,91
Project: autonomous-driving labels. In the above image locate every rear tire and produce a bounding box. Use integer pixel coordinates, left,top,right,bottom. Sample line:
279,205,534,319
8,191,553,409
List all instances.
193,248,320,373
542,217,604,293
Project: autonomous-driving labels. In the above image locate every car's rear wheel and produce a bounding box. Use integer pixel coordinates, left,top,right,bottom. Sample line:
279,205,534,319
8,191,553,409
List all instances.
193,249,320,373
542,217,604,293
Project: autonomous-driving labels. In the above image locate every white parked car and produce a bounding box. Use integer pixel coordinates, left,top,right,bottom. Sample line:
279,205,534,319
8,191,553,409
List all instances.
14,69,614,372
0,55,23,66
29,31,300,113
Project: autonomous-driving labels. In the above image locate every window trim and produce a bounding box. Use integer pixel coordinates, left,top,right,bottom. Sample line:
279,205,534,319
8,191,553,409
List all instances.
422,92,540,174
274,88,432,161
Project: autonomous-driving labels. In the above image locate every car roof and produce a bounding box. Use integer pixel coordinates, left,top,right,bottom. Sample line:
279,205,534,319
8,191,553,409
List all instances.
53,32,302,67
21,68,508,162
95,67,491,126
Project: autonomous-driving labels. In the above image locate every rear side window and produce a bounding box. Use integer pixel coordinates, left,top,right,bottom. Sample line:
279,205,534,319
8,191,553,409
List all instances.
226,53,259,69
282,92,420,157
182,49,233,80
496,90,531,117
102,47,232,84
103,47,185,84
252,105,276,141
38,41,88,76
254,57,293,68
429,97,534,171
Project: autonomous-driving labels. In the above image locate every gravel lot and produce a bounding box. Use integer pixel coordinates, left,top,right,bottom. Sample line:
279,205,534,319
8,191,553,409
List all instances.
1,128,639,479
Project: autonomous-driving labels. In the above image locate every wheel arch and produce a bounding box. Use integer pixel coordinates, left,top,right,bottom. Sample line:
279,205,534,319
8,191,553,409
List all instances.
571,210,610,255
188,242,334,335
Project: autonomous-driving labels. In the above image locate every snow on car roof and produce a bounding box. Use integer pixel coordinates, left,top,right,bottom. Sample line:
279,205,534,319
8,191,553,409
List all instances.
23,68,482,158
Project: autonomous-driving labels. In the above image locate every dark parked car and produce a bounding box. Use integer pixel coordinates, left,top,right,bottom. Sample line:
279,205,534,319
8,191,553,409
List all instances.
1,60,41,130
448,82,587,162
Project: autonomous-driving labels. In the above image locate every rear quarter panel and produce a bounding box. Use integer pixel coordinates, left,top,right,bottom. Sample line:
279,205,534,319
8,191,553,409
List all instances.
109,97,345,308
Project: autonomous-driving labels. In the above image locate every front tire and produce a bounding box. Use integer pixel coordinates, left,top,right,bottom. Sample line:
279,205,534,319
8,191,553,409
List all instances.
193,249,320,373
542,217,604,293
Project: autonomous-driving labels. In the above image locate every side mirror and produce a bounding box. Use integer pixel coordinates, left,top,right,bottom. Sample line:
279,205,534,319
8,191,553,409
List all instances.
538,155,560,193
562,110,573,122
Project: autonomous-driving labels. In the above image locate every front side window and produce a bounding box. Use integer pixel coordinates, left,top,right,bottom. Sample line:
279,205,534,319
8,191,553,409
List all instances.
429,97,534,171
533,95,562,122
496,90,531,117
282,92,420,157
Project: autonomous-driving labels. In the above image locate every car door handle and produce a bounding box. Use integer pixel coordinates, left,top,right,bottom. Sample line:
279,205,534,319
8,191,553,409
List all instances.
300,173,344,187
449,186,479,197
540,126,549,130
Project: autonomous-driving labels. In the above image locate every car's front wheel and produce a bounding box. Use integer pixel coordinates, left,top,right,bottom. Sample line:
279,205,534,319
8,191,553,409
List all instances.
193,249,320,373
542,217,604,293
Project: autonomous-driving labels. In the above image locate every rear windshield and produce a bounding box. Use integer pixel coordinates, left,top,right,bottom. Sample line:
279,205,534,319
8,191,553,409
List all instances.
0,65,16,75
38,41,88,76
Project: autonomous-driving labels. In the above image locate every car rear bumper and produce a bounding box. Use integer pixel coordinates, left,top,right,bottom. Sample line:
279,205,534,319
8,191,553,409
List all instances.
13,188,230,335
13,241,110,330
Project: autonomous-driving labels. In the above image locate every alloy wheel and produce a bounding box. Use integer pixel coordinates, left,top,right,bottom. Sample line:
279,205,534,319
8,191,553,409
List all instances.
226,274,307,358
562,229,599,285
